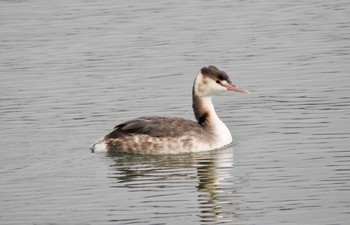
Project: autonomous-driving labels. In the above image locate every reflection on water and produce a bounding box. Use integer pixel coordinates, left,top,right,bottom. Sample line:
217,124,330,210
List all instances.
108,148,235,224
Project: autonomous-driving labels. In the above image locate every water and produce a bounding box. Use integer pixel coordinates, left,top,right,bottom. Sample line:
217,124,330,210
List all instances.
1,0,350,224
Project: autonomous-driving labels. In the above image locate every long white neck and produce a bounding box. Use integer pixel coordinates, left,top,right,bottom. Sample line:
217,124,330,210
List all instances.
192,75,232,144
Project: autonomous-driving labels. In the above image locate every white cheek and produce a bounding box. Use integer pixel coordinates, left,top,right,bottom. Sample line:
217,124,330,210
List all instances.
194,73,227,97
208,80,226,92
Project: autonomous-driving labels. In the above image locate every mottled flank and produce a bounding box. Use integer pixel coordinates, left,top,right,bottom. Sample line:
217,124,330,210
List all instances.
106,134,199,155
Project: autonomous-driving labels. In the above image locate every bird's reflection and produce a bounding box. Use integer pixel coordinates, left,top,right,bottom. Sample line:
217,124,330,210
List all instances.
108,147,234,223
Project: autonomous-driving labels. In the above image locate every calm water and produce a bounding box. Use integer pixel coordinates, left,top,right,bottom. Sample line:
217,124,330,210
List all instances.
1,0,350,224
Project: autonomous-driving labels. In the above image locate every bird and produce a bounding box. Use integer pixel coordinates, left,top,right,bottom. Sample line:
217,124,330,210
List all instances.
90,66,249,155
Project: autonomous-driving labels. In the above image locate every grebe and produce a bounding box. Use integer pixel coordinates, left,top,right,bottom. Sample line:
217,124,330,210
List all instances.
91,66,249,154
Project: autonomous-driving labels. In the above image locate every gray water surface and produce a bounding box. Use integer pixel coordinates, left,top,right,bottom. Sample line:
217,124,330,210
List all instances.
1,0,350,224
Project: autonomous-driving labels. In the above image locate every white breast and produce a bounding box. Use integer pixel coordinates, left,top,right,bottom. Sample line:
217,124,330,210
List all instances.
210,119,233,148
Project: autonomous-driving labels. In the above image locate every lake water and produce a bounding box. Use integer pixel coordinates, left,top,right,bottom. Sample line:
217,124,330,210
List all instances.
1,0,350,224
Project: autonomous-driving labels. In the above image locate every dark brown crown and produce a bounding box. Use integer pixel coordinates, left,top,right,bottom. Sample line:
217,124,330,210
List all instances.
200,66,232,84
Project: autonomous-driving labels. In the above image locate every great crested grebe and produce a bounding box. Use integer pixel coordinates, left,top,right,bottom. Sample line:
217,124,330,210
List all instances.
91,66,249,155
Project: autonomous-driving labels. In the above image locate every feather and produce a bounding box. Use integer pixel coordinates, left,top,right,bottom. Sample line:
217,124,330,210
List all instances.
105,116,204,139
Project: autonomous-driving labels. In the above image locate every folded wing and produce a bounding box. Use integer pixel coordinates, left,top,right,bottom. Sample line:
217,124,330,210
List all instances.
104,116,202,139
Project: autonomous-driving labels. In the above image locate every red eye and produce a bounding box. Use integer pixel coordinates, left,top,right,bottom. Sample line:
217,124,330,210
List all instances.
216,80,221,84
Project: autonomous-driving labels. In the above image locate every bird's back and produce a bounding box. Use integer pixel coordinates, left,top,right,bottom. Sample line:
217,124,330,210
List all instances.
105,116,205,139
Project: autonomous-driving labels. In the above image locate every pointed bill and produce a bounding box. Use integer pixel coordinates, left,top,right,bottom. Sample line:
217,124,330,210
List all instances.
225,84,250,93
